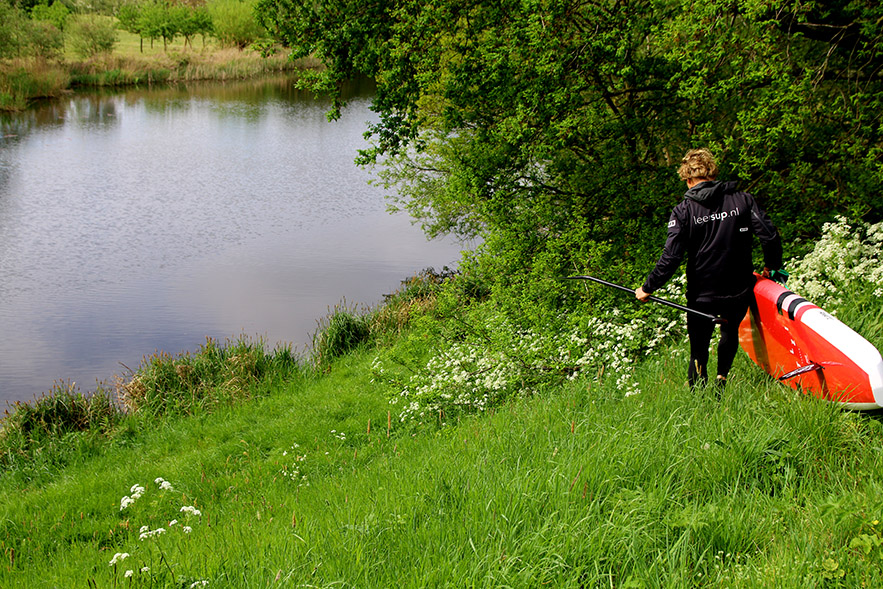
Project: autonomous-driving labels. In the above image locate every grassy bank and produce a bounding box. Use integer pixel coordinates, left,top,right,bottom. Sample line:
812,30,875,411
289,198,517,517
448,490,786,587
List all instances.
0,31,315,111
2,337,883,587
2,252,883,586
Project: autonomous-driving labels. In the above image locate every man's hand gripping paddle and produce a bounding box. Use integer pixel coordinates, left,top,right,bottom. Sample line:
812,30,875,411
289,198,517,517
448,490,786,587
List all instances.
565,275,727,324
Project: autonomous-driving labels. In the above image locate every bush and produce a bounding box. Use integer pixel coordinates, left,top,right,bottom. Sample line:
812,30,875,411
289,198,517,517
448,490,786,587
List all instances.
0,3,29,58
26,21,65,59
207,0,265,49
786,216,883,349
30,1,70,33
370,267,457,340
67,14,117,58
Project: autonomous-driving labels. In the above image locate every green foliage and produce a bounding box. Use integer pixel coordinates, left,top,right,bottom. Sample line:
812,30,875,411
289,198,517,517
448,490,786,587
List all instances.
26,20,65,59
0,63,68,109
4,342,883,586
136,1,178,49
124,1,214,51
0,2,30,58
30,0,69,32
207,0,265,50
66,13,117,58
372,275,685,424
176,4,212,48
116,2,142,37
369,267,457,341
258,0,883,319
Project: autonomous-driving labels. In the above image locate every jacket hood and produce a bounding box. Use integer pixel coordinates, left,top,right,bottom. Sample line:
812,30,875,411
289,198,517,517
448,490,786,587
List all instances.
684,180,734,203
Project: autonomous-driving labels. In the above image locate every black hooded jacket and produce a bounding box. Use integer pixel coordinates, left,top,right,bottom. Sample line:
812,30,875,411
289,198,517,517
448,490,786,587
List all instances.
642,181,782,303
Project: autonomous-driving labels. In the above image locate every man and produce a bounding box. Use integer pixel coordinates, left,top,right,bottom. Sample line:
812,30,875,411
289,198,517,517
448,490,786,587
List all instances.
635,148,782,390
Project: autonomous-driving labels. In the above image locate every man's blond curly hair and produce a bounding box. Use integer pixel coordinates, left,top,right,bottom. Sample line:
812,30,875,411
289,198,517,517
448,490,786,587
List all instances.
678,148,718,181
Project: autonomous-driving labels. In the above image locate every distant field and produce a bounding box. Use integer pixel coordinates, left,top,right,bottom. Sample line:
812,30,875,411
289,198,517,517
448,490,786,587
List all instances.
113,28,223,58
61,24,266,63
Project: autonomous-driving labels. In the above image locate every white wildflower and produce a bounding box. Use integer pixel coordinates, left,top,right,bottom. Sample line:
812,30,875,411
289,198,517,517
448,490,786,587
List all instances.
156,478,175,491
109,553,129,566
139,527,166,540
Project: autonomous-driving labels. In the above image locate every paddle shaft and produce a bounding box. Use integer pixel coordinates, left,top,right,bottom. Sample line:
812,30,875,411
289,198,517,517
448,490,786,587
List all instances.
566,275,726,324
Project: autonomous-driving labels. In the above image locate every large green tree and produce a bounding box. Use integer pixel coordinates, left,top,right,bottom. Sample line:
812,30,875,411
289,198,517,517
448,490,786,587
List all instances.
258,0,883,310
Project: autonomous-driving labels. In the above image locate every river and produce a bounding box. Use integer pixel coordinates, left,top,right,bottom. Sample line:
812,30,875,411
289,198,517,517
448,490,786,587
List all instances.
0,77,466,407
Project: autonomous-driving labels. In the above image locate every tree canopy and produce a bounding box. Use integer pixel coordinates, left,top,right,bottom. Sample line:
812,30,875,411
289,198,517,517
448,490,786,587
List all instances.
258,0,883,312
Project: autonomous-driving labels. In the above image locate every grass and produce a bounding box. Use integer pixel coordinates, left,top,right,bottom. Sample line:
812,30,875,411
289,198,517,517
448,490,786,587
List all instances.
2,327,883,586
0,58,69,110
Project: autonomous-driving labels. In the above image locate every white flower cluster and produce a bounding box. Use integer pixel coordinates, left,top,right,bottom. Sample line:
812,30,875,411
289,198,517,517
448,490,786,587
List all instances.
139,525,166,541
110,480,203,581
155,477,175,491
119,484,145,511
280,445,309,486
787,216,883,307
375,299,682,424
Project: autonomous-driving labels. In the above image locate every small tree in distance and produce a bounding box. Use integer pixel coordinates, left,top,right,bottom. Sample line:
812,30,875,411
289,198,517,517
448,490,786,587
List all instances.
67,14,117,58
207,0,264,50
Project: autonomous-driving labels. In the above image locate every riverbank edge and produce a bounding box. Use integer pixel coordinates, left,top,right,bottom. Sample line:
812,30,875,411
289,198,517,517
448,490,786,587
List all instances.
0,49,320,111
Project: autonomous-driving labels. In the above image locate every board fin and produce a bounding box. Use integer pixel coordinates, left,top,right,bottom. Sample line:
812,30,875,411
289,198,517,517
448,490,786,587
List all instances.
778,363,824,381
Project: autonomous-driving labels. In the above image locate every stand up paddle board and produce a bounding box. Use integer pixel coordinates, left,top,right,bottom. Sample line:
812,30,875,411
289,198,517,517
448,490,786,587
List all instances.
738,273,883,409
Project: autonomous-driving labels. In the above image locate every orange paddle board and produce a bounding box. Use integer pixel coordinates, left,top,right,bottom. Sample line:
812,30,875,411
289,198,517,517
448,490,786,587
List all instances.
739,274,883,409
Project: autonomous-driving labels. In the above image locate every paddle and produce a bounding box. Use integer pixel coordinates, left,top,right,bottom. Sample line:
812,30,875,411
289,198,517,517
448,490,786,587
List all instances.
565,275,727,324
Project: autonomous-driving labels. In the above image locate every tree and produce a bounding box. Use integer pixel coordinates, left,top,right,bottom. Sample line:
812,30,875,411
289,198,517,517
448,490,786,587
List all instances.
66,14,118,58
173,4,211,48
257,0,883,313
208,0,264,50
137,1,174,50
0,2,29,58
30,0,70,32
117,2,144,51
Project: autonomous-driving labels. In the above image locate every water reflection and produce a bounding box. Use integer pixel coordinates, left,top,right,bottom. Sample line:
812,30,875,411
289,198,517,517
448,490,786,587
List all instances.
0,77,375,141
0,76,465,405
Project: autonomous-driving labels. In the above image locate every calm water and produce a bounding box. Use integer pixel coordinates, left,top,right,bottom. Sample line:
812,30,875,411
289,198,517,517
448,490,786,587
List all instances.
0,78,465,406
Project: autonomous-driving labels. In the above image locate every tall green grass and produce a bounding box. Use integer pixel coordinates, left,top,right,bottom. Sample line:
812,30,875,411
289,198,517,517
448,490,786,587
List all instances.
0,59,69,110
2,343,882,587
0,335,301,475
